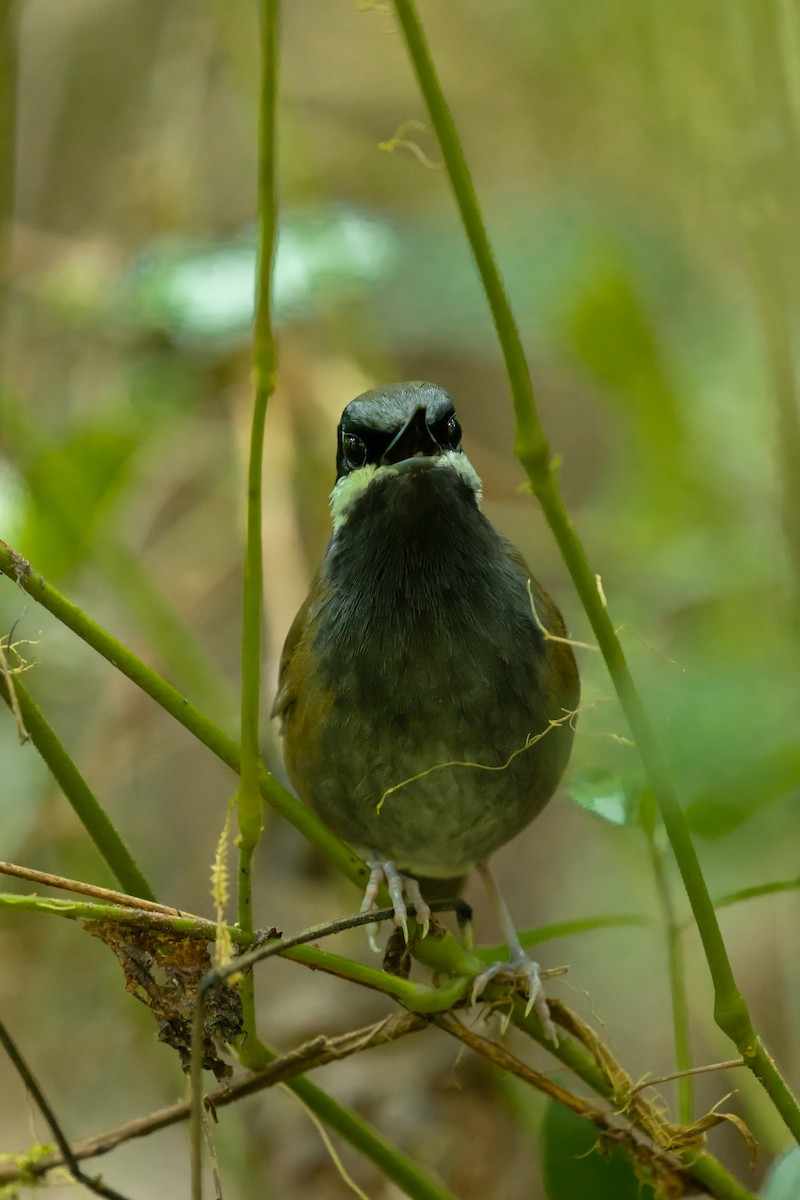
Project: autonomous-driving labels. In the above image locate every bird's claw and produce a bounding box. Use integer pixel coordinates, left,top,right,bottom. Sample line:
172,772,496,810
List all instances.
360,859,431,951
471,954,558,1044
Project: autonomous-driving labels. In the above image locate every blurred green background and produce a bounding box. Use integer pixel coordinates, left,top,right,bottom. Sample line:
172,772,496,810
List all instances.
1,1,799,1197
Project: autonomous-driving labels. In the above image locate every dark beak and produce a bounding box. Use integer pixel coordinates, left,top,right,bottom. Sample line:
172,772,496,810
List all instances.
381,406,440,466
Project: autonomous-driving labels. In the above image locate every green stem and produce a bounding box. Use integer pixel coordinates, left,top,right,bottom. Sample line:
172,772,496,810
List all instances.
2,890,471,1011
281,943,470,1012
0,891,228,932
391,0,800,1141
511,1005,755,1200
6,887,748,1200
234,0,280,1065
281,1065,456,1200
646,824,693,1123
745,1,800,621
0,546,485,984
476,913,651,961
0,540,366,888
0,675,156,901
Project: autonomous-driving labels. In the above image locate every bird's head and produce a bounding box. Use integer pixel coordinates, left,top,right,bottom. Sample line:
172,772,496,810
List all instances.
330,381,483,531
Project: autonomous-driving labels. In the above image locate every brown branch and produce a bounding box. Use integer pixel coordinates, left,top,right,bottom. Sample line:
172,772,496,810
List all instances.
0,1012,427,1188
0,861,197,918
433,1012,694,1197
547,1001,756,1159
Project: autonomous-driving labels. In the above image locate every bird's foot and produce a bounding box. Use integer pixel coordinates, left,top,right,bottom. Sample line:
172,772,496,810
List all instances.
471,953,558,1044
360,859,431,952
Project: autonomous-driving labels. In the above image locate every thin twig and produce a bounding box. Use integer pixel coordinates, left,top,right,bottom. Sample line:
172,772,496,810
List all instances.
0,1013,427,1189
630,1059,746,1096
0,635,28,741
0,861,191,917
219,901,470,983
432,1012,692,1196
0,1019,135,1200
281,1084,372,1200
645,822,694,1122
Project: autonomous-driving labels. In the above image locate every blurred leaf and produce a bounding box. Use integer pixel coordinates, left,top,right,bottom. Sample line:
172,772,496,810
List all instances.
3,401,235,718
124,206,398,343
0,723,49,854
542,1099,655,1200
0,456,27,544
475,914,651,963
716,876,800,909
18,425,138,577
761,1146,800,1200
565,769,641,826
685,741,800,839
566,251,682,443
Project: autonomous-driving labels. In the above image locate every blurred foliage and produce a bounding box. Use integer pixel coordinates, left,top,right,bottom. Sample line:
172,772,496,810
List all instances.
541,1098,656,1200
761,1146,800,1200
1,1,800,1198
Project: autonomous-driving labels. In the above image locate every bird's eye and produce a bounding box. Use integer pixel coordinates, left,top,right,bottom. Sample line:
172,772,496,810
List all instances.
342,432,367,469
445,414,461,448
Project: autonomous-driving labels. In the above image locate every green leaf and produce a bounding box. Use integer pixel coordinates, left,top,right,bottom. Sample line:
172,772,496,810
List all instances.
542,1099,656,1200
476,914,650,963
4,400,139,579
685,741,800,839
716,877,800,909
567,253,682,439
565,769,640,826
761,1147,800,1200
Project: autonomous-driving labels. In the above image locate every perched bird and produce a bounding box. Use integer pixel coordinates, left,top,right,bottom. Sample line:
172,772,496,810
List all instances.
272,381,579,1031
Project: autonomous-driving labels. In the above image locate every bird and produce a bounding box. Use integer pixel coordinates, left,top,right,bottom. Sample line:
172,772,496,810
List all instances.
271,381,579,1035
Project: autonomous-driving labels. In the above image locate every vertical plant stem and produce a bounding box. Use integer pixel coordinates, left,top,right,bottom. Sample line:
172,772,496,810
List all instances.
0,0,17,310
391,0,800,1140
0,674,156,902
190,989,206,1200
646,824,693,1123
235,0,279,1066
739,1,800,621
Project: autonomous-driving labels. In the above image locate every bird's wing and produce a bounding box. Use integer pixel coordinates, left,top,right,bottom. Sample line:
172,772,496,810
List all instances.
269,582,317,725
507,543,580,703
506,544,569,637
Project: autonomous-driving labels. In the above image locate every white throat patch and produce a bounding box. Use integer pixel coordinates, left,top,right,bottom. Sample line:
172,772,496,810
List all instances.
329,450,483,532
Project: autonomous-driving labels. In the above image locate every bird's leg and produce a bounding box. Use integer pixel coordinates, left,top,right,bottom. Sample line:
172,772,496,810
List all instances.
359,856,431,952
471,861,557,1044
402,875,432,940
360,861,386,952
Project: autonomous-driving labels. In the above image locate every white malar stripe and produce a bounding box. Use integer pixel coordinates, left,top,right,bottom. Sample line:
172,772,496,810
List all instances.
433,450,483,507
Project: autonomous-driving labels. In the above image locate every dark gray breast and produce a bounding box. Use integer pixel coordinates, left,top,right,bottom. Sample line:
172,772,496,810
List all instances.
304,463,575,875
